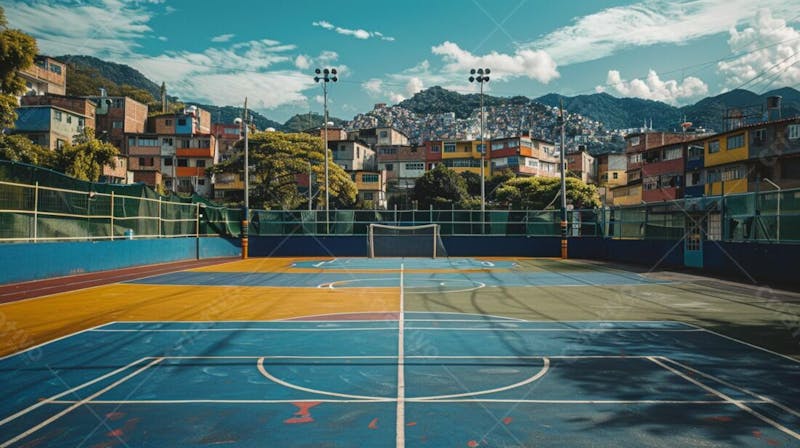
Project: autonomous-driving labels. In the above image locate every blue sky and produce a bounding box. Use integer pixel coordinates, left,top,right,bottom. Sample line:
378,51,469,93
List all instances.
3,0,800,122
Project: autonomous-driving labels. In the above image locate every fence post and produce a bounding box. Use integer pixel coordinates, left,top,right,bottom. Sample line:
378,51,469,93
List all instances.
33,181,39,243
110,191,115,240
157,197,162,237
196,202,201,260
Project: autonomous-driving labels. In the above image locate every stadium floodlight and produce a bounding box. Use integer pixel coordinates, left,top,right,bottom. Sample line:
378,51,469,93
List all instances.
314,67,338,234
469,68,490,231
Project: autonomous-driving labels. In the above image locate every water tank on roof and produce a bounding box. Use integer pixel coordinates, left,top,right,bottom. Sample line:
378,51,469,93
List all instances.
185,105,198,116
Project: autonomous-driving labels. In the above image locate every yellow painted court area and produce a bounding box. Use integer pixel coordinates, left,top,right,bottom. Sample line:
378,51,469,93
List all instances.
0,258,400,356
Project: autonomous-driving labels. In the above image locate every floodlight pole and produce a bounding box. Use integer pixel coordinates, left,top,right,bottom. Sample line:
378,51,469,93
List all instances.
241,97,250,259
559,100,568,259
314,67,338,234
469,68,490,232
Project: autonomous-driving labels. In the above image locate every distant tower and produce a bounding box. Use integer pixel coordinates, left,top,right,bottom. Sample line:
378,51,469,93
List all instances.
160,82,167,113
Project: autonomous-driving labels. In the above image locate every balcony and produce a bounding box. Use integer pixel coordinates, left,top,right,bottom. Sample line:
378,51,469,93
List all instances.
176,166,206,177
176,147,213,158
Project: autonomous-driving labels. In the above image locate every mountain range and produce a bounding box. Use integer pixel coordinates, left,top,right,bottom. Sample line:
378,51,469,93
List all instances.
55,55,800,134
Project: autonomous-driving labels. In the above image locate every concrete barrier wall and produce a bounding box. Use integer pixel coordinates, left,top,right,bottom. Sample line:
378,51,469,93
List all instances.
0,237,240,284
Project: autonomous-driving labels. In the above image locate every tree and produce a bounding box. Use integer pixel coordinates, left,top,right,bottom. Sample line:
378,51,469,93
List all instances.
0,134,52,165
459,171,481,197
53,128,119,181
495,176,600,210
0,6,38,129
412,164,468,209
208,131,357,210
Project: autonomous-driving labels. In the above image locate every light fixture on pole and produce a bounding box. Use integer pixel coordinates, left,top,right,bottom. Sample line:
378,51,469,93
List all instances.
314,67,338,234
469,68,490,227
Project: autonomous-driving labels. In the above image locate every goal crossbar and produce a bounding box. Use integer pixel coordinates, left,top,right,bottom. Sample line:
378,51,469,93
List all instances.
367,223,442,258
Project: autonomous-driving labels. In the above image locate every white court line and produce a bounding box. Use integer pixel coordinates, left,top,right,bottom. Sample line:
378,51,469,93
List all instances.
0,321,117,362
403,327,703,333
659,357,800,420
90,327,397,333
413,358,550,401
679,321,800,365
0,357,163,448
256,357,391,401
396,263,405,448
47,398,769,405
0,357,151,428
137,354,655,360
648,356,800,441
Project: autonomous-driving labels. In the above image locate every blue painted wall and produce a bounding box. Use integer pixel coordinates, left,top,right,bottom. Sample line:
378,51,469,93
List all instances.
0,237,240,284
703,242,800,285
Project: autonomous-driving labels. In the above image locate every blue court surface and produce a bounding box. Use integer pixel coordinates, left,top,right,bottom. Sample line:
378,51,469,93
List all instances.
1,313,799,447
291,258,519,270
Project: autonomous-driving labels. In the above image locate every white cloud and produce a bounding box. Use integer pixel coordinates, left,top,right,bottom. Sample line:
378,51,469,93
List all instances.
312,20,395,41
157,36,167,42
389,92,406,103
362,79,384,96
431,41,559,83
211,33,235,43
601,69,708,104
295,55,311,70
718,9,800,90
405,77,424,97
4,0,155,56
526,0,800,65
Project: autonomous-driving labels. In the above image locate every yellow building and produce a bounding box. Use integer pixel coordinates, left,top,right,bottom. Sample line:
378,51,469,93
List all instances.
701,129,749,195
441,140,487,175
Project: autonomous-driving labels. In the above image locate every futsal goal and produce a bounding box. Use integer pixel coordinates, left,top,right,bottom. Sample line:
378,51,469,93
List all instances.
367,223,446,258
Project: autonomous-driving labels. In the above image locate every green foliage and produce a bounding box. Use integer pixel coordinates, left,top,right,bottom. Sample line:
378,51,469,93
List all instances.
0,8,37,96
0,134,53,165
0,6,37,129
495,177,600,210
57,55,162,98
208,131,356,210
398,86,523,120
459,171,481,197
412,164,468,209
53,128,120,181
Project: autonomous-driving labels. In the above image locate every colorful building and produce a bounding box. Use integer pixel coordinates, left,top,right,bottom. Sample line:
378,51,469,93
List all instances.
641,142,685,203
12,105,88,150
84,93,148,152
489,136,559,178
352,170,387,209
19,56,66,97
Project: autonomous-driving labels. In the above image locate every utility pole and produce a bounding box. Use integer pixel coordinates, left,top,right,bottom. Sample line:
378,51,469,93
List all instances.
469,68,490,231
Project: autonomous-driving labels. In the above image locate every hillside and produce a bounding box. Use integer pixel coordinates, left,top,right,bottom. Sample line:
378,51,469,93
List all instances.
186,103,284,131
56,55,162,98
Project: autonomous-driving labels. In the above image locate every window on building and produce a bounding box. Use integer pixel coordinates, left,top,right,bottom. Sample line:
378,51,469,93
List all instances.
54,111,62,121
177,158,188,167
66,116,72,124
722,165,745,181
128,137,136,148
508,140,520,148
430,144,440,153
379,131,388,138
197,179,205,186
78,118,85,127
727,134,744,150
706,169,720,183
491,141,505,150
708,140,720,153
477,144,486,153
112,121,123,129
362,174,379,183
196,160,206,168
164,158,173,166
405,162,424,170
138,157,155,167
380,147,397,155
664,147,682,160
56,139,65,150
112,99,123,108
628,153,642,164
688,145,704,160
178,118,187,126
385,164,393,171
788,124,800,140
629,136,640,146
138,138,158,146
687,171,702,186
444,143,456,153
357,147,360,158
49,64,62,75
165,119,173,126
180,139,190,148
752,128,767,144
363,192,374,200
162,137,173,146
613,172,619,180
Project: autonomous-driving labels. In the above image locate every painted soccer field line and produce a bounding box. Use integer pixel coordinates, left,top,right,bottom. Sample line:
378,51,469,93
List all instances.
0,358,163,448
46,398,769,405
649,356,800,441
88,326,704,333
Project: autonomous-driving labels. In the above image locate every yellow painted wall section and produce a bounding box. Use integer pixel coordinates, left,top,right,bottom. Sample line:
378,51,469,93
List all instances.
704,131,749,167
705,179,749,196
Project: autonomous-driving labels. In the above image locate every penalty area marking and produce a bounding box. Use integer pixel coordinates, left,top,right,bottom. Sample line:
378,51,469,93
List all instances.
318,277,486,294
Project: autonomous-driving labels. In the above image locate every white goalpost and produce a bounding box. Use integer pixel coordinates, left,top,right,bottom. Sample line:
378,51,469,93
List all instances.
367,223,444,258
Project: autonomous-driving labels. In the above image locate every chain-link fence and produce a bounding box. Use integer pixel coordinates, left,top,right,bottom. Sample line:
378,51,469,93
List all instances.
0,161,241,242
3,160,800,243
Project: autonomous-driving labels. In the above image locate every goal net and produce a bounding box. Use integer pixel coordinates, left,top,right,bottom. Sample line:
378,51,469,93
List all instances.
367,224,446,258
